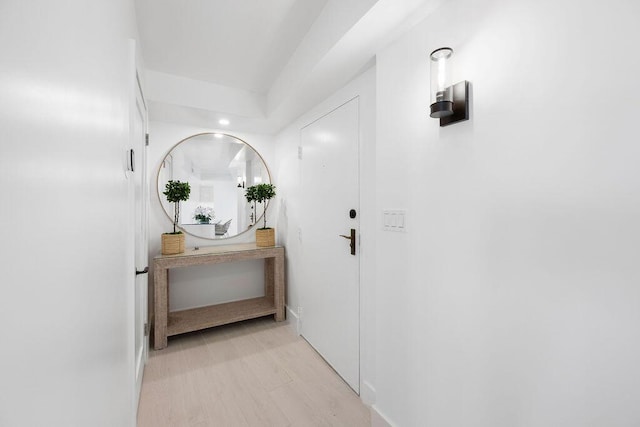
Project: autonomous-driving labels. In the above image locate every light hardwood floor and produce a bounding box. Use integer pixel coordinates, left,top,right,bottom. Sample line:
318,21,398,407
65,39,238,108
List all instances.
137,317,371,426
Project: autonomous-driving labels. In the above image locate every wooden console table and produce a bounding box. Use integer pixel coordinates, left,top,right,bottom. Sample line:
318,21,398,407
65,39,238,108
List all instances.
153,243,285,350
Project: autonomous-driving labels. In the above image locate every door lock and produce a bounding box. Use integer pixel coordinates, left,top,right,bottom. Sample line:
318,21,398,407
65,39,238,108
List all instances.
339,229,356,256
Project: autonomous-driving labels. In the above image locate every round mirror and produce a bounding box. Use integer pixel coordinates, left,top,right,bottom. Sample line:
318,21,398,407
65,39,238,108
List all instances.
157,133,271,239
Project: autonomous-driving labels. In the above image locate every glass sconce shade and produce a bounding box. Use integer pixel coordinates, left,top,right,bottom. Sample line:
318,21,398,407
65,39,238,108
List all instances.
430,47,454,118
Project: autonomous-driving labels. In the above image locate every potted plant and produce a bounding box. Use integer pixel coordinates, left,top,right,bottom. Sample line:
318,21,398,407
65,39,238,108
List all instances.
245,183,276,247
161,180,191,255
193,205,214,224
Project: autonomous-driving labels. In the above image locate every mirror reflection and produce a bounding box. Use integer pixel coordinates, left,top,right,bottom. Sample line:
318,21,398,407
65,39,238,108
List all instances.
157,133,270,239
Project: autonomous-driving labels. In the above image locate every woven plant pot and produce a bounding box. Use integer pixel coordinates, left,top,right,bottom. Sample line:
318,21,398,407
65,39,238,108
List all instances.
255,228,275,247
162,233,185,255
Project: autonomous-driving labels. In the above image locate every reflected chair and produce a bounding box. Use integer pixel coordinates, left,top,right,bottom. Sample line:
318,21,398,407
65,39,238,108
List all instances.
215,219,232,236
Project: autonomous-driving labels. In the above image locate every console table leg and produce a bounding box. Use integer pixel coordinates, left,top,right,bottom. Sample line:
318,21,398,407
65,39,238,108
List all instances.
154,266,168,350
264,257,274,300
274,253,285,321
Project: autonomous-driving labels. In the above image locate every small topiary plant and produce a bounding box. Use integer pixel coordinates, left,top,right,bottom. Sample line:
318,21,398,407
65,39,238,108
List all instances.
245,183,276,229
163,180,191,233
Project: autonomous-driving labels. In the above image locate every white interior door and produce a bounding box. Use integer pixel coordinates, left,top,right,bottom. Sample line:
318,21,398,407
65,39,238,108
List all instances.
300,97,360,393
132,73,149,403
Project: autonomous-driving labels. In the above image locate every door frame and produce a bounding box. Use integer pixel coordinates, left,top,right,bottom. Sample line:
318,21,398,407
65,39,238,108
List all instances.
128,40,149,419
132,69,149,403
296,69,376,402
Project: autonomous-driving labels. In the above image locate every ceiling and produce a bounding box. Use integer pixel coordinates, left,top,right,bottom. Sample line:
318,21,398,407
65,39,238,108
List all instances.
135,0,327,94
134,0,442,134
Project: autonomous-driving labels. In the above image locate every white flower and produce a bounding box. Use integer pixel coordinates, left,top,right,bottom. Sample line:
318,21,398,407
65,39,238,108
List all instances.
193,205,214,220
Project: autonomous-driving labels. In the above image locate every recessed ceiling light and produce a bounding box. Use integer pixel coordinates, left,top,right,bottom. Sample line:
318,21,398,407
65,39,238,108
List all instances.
218,119,230,125
213,133,224,138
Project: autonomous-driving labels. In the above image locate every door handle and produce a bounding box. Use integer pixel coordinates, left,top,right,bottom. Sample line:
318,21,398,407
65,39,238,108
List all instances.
136,266,149,275
128,148,135,172
339,229,356,256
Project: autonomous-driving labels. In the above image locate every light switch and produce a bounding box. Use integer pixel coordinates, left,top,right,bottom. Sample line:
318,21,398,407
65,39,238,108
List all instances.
383,210,406,232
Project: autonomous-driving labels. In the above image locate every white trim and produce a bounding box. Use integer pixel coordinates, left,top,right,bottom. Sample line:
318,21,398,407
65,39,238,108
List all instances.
285,305,300,335
127,39,137,426
371,404,395,427
355,67,376,402
360,380,376,406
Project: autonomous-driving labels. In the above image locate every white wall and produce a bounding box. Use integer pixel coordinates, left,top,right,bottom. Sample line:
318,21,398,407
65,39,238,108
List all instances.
148,121,276,310
273,66,377,403
374,0,640,425
0,0,140,425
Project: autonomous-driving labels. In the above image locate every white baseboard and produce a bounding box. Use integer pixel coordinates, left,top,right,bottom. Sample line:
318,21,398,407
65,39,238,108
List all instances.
360,380,376,406
371,404,394,427
285,305,300,335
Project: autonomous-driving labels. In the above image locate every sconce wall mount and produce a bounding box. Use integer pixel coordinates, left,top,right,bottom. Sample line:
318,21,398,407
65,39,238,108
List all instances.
429,47,469,127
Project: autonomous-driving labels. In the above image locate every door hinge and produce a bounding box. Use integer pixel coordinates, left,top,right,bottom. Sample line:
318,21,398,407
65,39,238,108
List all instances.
144,323,149,337
297,146,303,160
145,133,149,146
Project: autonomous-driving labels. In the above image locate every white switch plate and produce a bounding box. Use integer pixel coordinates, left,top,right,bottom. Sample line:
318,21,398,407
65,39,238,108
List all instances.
383,210,407,232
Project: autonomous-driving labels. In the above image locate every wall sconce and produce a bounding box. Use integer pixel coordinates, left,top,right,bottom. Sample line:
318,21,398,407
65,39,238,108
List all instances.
429,47,469,127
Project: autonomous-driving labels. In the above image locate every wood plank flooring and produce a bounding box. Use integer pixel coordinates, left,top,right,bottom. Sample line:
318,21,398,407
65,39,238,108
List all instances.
137,317,371,427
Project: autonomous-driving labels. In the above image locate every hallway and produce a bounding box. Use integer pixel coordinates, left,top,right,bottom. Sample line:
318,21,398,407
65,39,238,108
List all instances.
137,318,370,426
4,0,640,425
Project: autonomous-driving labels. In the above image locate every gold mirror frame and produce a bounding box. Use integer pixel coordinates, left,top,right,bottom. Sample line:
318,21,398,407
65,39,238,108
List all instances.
156,132,272,240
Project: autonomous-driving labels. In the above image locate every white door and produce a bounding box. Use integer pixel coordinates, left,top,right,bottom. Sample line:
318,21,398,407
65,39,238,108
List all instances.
132,73,149,403
300,97,360,393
